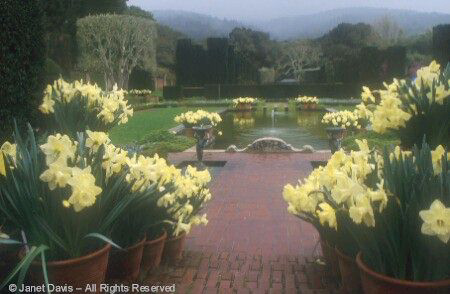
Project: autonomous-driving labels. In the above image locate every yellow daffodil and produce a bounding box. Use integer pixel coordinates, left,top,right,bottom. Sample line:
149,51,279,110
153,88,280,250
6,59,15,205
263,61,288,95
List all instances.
85,130,110,153
0,153,5,177
66,166,102,212
348,195,375,227
316,202,337,230
361,86,375,103
102,144,128,178
39,162,72,190
431,145,446,175
419,199,450,243
1,141,16,160
40,134,76,165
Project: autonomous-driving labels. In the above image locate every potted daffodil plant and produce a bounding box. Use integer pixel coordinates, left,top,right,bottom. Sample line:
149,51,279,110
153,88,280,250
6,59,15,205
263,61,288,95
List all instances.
356,61,450,149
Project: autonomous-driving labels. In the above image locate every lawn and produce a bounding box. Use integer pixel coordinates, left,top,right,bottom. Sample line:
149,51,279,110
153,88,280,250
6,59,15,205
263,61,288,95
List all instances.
342,130,400,151
109,106,223,145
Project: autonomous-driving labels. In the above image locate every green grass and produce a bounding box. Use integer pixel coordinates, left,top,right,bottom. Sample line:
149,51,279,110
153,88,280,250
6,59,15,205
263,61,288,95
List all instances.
342,130,400,151
109,106,222,145
139,130,195,158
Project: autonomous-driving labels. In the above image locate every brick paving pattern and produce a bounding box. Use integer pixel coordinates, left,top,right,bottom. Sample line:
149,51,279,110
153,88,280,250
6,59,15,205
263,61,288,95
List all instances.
143,152,339,293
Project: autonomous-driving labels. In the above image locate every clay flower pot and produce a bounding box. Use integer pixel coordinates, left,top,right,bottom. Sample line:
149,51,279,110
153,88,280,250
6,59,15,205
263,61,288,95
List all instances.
162,232,186,265
26,244,110,294
106,237,145,282
0,245,18,282
335,247,362,294
237,103,252,111
140,231,167,273
356,252,450,294
184,127,195,138
319,238,340,279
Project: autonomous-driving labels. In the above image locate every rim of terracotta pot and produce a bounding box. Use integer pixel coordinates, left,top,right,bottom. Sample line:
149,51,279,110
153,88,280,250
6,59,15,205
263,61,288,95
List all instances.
145,230,167,245
114,237,146,253
166,231,186,242
22,244,111,267
356,252,450,288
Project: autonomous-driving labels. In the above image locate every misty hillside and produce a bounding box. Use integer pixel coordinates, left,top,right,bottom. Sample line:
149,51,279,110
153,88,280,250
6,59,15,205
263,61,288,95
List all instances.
257,7,450,40
153,8,450,40
153,10,248,40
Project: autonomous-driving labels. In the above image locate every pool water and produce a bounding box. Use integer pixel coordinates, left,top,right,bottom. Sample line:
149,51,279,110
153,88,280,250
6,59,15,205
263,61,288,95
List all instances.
212,109,329,150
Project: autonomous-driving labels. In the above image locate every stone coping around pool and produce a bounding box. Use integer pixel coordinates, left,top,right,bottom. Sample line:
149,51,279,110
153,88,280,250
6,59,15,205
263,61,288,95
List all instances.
225,137,316,153
183,137,331,154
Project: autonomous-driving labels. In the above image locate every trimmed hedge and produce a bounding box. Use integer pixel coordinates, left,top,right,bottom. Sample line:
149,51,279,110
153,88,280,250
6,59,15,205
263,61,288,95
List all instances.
433,24,450,67
164,83,382,100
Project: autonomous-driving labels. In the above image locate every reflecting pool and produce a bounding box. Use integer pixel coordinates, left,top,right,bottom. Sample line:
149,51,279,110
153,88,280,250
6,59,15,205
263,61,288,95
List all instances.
212,109,329,150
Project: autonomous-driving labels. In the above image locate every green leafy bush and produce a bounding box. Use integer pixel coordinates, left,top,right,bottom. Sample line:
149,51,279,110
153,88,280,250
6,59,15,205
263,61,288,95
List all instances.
139,130,195,158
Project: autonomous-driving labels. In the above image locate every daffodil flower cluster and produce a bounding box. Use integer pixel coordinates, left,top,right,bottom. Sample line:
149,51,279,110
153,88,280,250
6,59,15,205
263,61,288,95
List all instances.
174,110,222,128
157,166,212,237
355,61,449,144
296,96,318,104
283,139,388,232
39,133,102,212
128,89,152,95
39,78,133,134
232,97,257,106
321,110,362,130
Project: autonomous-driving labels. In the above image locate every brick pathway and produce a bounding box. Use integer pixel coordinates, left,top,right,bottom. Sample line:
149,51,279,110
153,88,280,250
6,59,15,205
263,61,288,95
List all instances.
144,152,338,294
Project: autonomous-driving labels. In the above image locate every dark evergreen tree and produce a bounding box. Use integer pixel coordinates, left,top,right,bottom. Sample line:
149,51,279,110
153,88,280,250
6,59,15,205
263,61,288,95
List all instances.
0,0,46,139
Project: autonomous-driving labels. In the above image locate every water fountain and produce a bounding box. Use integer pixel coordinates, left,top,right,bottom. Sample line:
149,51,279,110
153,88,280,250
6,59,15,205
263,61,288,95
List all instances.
192,125,213,165
325,127,346,154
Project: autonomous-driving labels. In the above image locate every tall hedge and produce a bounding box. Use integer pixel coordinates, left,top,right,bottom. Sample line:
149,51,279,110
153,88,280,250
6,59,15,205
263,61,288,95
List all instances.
432,24,450,67
207,38,230,84
0,0,46,139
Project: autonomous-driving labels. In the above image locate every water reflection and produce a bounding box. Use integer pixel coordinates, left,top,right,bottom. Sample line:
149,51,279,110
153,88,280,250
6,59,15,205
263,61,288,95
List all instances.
212,110,329,150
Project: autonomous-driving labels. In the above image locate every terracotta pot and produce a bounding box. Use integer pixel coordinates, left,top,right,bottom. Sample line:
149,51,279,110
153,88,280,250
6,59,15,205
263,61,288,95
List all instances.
319,239,340,279
237,103,252,111
302,103,310,110
141,231,167,273
336,247,362,294
310,103,317,110
356,252,450,294
106,237,145,282
162,232,186,265
0,245,18,282
184,127,195,138
26,244,110,294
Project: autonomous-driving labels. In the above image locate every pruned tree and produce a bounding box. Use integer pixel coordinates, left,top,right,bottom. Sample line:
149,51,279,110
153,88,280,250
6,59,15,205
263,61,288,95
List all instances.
277,40,322,81
373,15,404,46
77,14,156,90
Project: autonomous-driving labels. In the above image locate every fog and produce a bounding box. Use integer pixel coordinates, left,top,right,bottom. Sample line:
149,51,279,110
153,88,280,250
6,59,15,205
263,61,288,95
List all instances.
129,0,450,20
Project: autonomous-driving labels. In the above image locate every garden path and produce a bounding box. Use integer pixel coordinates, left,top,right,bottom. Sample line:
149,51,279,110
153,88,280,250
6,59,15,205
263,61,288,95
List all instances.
143,152,339,294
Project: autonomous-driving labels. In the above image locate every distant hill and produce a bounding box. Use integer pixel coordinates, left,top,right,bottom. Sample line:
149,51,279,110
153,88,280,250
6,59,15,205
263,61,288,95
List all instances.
153,10,248,40
153,8,450,40
255,7,450,40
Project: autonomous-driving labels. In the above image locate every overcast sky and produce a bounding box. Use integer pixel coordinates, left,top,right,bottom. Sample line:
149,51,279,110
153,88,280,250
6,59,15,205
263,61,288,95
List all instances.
129,0,450,20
